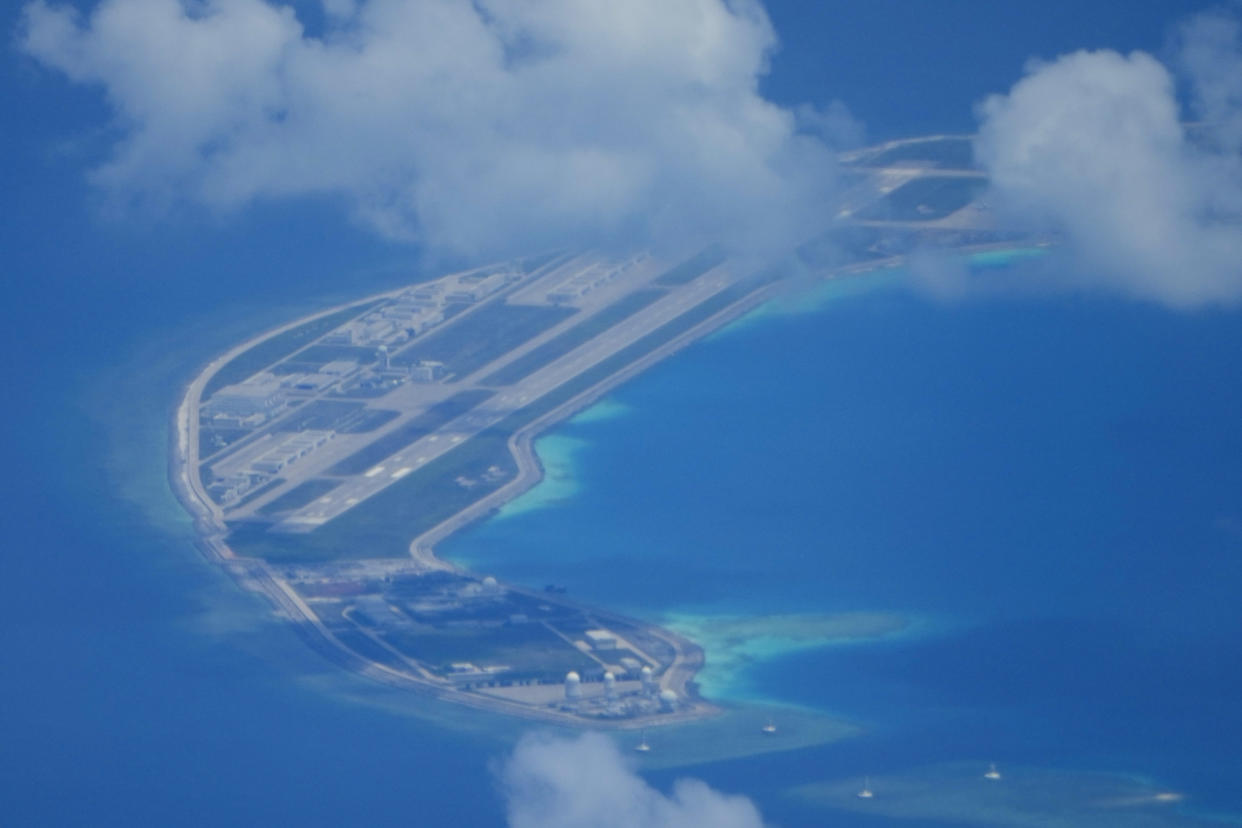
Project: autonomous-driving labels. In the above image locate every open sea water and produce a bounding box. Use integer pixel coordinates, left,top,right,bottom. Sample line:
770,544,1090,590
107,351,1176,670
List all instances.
6,232,1242,826
444,258,1242,823
4,1,1235,824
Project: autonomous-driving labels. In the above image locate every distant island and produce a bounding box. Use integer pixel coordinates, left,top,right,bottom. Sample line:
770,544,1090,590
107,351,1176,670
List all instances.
170,134,1028,727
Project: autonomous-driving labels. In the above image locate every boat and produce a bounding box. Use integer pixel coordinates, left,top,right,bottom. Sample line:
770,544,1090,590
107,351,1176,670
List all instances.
857,777,874,799
761,719,777,734
984,763,1001,780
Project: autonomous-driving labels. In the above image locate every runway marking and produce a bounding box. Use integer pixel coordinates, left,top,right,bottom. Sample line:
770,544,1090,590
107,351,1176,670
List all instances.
364,466,386,478
346,497,359,505
391,467,413,479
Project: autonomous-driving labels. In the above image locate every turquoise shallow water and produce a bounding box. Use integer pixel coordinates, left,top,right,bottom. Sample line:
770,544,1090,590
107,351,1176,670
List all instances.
443,253,1242,823
5,240,1241,825
8,0,1232,821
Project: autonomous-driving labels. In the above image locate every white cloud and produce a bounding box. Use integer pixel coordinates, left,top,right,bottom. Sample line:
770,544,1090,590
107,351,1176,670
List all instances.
904,247,971,301
1176,7,1242,154
20,0,849,259
972,11,1242,309
498,732,767,828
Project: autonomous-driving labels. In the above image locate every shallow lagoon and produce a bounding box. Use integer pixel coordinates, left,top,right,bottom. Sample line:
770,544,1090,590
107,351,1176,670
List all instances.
444,252,1242,824
8,242,1242,825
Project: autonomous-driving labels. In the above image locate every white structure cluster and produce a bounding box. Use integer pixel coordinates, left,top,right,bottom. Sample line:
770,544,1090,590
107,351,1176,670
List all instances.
554,625,680,720
545,255,647,304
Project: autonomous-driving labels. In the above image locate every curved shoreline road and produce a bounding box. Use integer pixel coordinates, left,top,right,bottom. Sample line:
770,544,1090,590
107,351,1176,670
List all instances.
169,258,741,728
167,119,1036,725
178,287,408,534
170,239,1040,727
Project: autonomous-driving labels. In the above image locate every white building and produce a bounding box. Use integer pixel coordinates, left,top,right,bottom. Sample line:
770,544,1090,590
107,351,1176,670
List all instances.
318,360,359,376
205,380,285,419
249,430,334,474
584,629,617,651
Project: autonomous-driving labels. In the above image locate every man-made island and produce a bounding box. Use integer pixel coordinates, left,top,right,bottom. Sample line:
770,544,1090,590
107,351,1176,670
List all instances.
171,134,1025,728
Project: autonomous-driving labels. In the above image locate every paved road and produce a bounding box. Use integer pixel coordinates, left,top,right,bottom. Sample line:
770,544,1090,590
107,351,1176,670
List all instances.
272,267,734,530
215,254,631,517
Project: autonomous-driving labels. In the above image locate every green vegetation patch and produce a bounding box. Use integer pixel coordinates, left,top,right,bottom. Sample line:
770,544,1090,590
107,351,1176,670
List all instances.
855,176,987,222
295,344,379,366
383,623,597,679
480,289,667,386
271,399,399,434
326,389,495,476
337,408,401,434
392,302,578,380
474,273,782,436
198,426,249,460
329,629,409,670
268,361,323,375
228,478,285,509
257,479,342,516
226,427,518,563
653,245,727,286
204,300,383,396
227,276,779,565
274,400,365,432
332,377,406,399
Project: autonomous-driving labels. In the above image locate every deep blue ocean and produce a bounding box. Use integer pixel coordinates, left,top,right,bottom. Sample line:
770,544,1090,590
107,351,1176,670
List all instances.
2,1,1235,825
445,262,1242,822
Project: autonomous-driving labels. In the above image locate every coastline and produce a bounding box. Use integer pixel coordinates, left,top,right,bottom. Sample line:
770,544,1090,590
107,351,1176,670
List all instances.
167,265,741,728
167,241,1040,727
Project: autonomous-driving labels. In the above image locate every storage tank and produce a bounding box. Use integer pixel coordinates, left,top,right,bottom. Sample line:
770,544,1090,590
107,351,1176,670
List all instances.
564,671,582,703
603,671,617,703
640,666,655,696
659,689,677,712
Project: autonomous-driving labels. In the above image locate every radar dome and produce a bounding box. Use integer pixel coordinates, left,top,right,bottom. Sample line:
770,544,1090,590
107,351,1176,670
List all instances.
564,671,582,702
